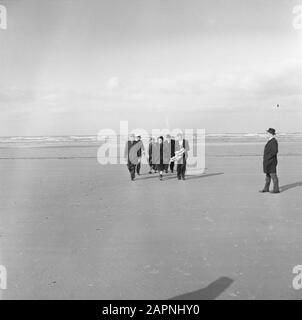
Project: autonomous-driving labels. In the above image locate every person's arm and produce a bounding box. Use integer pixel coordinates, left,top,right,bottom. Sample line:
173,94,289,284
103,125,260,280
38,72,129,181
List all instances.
273,140,278,155
268,140,278,159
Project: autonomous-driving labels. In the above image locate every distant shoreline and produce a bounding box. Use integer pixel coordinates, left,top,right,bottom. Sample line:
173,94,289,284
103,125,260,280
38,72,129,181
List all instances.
1,133,302,143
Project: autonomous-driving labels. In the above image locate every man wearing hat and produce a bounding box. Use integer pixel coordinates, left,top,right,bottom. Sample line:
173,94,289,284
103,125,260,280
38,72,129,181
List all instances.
260,128,280,193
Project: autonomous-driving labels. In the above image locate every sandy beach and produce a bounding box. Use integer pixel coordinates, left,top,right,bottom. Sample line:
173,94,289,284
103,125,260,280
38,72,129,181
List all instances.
0,138,302,300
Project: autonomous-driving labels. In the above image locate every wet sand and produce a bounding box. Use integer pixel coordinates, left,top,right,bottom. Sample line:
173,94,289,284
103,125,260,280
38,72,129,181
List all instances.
0,146,302,299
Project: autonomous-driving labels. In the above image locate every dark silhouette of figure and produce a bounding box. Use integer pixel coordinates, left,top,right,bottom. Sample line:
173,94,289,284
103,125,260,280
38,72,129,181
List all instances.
153,136,169,180
164,134,176,173
260,128,280,193
135,135,144,175
175,133,190,180
148,137,157,174
124,134,139,181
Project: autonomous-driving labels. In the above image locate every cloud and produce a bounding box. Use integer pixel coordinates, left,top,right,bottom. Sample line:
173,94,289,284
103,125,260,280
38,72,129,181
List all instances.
251,60,302,97
1,60,301,121
94,60,302,114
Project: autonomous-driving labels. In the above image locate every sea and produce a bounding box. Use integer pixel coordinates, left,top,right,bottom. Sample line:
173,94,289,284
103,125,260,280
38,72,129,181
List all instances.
0,133,301,159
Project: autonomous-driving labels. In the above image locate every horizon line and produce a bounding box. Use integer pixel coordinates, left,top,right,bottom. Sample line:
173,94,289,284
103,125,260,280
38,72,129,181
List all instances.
1,132,302,138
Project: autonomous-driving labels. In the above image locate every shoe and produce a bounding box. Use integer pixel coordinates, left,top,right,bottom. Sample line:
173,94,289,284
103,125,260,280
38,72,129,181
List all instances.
177,177,181,180
165,170,168,174
182,177,186,180
149,171,152,174
259,190,269,193
160,174,163,181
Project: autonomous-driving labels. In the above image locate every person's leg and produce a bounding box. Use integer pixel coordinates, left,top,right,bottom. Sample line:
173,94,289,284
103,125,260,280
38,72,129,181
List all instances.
127,163,131,178
181,162,186,180
131,164,136,180
270,173,280,193
170,162,174,173
159,170,163,180
136,160,141,174
262,173,271,192
177,164,182,180
154,162,158,172
157,164,163,180
164,164,169,174
127,163,133,180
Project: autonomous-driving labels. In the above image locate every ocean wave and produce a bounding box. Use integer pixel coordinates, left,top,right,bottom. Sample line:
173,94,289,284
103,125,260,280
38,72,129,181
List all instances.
1,133,302,146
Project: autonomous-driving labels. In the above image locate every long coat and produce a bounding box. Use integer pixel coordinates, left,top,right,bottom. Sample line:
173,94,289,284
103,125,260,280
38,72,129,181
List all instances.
124,141,139,165
148,142,156,165
152,142,170,166
263,138,278,174
136,140,144,157
164,139,176,158
175,139,190,163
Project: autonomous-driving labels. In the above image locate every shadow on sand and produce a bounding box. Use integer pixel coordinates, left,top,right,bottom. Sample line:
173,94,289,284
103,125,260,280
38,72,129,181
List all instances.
184,172,224,181
136,173,163,181
280,181,302,193
169,277,233,300
138,172,224,181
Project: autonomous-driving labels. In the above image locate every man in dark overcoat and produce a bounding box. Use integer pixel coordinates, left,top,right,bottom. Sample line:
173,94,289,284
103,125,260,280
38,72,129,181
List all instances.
124,134,139,181
175,133,190,181
164,134,176,173
260,128,280,193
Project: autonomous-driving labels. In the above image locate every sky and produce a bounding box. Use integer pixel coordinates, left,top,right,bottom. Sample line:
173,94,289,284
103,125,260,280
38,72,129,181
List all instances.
0,0,301,135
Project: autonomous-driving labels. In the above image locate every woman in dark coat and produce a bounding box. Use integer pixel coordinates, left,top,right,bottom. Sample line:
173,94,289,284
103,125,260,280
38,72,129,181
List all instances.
260,128,280,193
153,136,169,180
148,137,156,174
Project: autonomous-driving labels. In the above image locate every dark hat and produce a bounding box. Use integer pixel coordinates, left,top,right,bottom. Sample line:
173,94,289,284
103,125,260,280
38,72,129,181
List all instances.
266,128,276,135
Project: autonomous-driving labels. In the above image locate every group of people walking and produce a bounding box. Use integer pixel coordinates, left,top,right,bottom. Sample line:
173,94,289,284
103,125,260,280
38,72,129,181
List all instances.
124,133,190,181
124,127,281,194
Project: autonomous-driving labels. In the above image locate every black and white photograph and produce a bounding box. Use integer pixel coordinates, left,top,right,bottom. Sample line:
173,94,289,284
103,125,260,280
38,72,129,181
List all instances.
0,0,302,306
